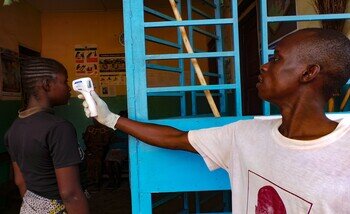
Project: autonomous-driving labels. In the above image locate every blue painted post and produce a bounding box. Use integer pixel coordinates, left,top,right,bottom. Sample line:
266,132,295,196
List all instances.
122,0,147,213
140,193,152,214
260,0,271,115
177,0,187,117
214,0,227,114
187,0,197,116
231,0,242,116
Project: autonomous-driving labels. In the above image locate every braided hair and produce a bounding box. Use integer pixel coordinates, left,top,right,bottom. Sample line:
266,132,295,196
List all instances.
20,57,66,108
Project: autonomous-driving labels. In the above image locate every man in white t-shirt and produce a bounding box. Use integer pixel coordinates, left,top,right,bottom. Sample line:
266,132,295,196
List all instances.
79,28,350,213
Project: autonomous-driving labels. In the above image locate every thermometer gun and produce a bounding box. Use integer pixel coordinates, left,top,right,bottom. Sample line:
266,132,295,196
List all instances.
72,77,97,117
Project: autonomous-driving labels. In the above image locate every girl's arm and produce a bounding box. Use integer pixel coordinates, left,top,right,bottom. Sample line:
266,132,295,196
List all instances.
12,162,27,197
56,165,90,214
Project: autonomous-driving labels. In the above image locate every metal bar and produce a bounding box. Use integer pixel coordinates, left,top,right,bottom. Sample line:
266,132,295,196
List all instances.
215,0,226,114
144,18,235,28
188,0,197,116
260,0,270,115
196,92,222,97
192,6,214,19
203,72,220,77
176,0,187,117
232,0,242,116
183,193,189,213
144,6,174,21
195,192,200,213
223,191,230,212
193,47,206,52
148,92,184,96
199,192,219,204
146,115,254,125
146,51,235,60
193,26,218,39
267,13,350,23
202,0,216,8
147,84,236,93
152,193,183,208
123,1,145,212
145,35,181,48
146,63,182,73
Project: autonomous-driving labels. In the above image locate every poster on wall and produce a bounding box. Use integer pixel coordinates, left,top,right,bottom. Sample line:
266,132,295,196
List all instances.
99,53,125,74
74,45,99,76
0,48,21,100
99,73,126,97
99,53,126,97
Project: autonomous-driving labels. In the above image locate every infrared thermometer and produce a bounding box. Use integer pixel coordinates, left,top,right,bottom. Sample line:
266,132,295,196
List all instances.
72,77,97,117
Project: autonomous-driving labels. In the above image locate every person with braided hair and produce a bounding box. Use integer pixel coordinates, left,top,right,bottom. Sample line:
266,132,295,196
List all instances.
4,57,89,213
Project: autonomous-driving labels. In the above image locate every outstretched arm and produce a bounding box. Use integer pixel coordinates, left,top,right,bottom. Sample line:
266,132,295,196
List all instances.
79,91,196,152
116,117,195,152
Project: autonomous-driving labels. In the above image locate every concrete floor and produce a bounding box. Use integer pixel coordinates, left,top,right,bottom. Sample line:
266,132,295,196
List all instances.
2,177,229,214
2,180,132,214
88,178,132,214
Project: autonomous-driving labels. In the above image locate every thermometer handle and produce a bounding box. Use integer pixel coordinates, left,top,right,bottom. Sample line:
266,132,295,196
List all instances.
81,91,97,117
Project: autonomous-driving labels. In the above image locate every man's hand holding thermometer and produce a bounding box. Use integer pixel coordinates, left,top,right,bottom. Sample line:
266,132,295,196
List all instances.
73,77,120,130
72,77,97,117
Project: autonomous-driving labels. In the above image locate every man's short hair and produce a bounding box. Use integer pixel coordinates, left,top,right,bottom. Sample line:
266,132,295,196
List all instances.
294,28,350,98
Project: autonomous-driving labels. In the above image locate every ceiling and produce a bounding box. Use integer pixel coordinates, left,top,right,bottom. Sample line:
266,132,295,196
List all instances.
23,0,249,12
24,0,219,12
25,0,123,12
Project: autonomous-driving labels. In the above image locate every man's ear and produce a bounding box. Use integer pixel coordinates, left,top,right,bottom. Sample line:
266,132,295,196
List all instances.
300,64,320,83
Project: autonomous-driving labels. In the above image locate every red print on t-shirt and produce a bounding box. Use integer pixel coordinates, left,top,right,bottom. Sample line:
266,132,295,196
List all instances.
255,185,286,214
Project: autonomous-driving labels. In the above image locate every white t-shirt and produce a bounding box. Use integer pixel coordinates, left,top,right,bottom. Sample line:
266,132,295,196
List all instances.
188,117,350,213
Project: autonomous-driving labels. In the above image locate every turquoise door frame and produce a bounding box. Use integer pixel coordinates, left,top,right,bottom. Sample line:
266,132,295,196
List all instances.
123,0,244,213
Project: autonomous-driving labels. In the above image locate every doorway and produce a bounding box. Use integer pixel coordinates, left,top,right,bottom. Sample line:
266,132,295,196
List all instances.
239,1,263,115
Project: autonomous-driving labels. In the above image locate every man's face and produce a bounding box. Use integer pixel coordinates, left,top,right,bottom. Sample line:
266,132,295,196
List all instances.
48,70,71,106
256,33,308,105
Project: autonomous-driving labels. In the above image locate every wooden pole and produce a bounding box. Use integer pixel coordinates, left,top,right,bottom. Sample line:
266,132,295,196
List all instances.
169,0,221,117
340,88,350,111
328,97,335,112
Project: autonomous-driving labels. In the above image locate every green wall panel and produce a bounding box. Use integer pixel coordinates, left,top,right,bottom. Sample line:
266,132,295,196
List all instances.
0,100,22,153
